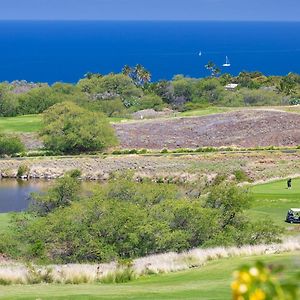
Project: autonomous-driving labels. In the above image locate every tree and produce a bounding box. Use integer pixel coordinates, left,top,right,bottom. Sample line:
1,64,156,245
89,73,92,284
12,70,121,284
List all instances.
30,171,81,216
205,61,221,77
277,74,297,96
204,183,252,229
40,102,118,154
122,64,152,86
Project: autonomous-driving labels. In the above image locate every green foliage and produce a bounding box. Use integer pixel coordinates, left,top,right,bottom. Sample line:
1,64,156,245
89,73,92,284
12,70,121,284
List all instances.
17,164,30,177
233,169,252,183
40,102,118,153
78,73,143,108
0,92,19,117
239,88,284,106
205,183,252,228
1,71,300,119
3,175,282,264
0,134,25,156
122,64,151,87
30,172,81,216
131,94,165,111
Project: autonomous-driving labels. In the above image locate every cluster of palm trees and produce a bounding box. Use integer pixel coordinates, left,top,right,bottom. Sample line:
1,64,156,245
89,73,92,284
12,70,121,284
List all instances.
122,64,151,86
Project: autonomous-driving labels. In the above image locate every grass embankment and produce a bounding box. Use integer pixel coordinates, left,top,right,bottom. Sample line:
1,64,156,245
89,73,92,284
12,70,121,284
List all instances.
0,252,298,300
250,178,300,227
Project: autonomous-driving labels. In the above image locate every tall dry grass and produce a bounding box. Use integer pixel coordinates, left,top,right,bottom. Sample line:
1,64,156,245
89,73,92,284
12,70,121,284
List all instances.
1,238,299,285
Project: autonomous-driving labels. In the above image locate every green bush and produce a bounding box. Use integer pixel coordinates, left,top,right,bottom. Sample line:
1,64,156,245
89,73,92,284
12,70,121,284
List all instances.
233,170,252,183
40,102,118,154
17,164,30,177
0,134,25,156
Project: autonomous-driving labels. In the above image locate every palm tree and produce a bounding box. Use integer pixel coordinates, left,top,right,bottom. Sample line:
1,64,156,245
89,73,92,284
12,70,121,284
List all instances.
205,61,221,77
140,69,151,85
122,65,132,76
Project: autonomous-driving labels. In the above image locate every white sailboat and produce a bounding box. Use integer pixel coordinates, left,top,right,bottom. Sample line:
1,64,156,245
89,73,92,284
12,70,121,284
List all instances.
222,56,231,67
199,51,202,56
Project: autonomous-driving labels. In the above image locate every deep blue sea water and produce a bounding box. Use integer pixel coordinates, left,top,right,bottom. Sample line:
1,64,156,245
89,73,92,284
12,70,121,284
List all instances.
0,21,299,83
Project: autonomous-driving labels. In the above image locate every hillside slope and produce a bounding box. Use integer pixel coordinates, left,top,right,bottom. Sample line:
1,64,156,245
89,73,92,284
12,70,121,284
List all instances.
114,110,300,149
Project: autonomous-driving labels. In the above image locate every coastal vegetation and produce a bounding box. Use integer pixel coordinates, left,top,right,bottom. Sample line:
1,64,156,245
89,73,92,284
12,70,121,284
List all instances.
0,69,299,121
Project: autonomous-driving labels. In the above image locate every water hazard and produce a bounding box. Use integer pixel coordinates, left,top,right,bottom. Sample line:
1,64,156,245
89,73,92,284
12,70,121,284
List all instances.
0,179,50,213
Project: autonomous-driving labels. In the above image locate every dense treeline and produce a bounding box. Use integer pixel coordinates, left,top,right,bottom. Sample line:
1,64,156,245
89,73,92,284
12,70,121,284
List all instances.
0,68,300,118
0,172,281,263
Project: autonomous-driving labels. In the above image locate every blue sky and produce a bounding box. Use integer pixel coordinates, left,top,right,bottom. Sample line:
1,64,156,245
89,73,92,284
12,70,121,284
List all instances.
0,0,299,21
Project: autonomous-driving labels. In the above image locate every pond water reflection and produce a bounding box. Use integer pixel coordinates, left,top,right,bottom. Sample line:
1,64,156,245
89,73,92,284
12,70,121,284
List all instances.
0,179,51,213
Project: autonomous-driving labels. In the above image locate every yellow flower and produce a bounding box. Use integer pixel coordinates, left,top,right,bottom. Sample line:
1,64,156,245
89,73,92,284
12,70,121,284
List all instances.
231,280,239,291
240,272,252,284
249,289,266,300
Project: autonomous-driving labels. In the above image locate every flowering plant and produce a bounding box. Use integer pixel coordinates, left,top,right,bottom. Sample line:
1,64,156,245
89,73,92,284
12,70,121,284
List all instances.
231,261,299,300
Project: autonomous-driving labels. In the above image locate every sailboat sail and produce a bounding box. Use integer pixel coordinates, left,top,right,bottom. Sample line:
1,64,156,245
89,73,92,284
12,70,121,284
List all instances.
223,56,230,67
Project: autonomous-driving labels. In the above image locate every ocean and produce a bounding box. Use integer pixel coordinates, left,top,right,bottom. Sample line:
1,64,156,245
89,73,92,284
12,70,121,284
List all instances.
0,21,299,83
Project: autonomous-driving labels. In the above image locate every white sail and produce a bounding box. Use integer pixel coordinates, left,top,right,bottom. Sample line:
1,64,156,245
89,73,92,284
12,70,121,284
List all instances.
223,56,231,67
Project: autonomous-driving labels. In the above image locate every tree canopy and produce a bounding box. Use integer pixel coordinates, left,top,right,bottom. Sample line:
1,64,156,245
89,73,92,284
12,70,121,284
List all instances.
40,102,118,153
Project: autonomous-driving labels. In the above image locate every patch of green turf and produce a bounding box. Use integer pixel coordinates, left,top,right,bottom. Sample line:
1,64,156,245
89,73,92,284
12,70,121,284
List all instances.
250,178,300,226
178,107,237,117
0,114,131,133
0,252,298,300
0,213,11,234
0,115,42,133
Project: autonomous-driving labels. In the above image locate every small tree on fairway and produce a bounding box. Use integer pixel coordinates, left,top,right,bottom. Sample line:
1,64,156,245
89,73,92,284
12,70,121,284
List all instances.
40,102,118,154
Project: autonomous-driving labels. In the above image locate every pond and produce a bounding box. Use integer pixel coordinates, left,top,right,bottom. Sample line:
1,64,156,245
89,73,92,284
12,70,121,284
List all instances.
0,179,51,213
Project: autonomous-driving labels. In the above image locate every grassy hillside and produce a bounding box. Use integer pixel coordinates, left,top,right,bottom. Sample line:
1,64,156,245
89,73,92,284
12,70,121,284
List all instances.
0,252,298,300
250,178,300,227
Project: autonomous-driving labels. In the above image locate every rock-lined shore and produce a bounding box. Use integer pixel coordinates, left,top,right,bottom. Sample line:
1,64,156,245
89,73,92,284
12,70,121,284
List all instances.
1,151,300,183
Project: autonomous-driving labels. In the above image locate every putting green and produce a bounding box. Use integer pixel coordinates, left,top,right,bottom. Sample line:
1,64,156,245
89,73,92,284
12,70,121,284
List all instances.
250,178,300,226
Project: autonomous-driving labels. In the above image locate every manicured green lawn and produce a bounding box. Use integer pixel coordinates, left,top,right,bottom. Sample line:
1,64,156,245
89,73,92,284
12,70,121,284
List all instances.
250,178,300,226
0,252,298,300
0,115,42,133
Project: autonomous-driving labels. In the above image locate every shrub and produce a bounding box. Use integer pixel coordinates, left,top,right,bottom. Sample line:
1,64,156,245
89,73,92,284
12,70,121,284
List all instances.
233,170,252,183
161,148,168,153
17,164,30,178
40,102,118,154
0,134,25,156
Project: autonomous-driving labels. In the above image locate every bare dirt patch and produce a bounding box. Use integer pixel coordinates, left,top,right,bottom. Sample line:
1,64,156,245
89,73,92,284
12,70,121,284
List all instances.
114,110,300,149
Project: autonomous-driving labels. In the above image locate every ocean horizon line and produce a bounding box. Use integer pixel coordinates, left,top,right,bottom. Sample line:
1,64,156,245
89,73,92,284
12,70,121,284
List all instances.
0,19,299,23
